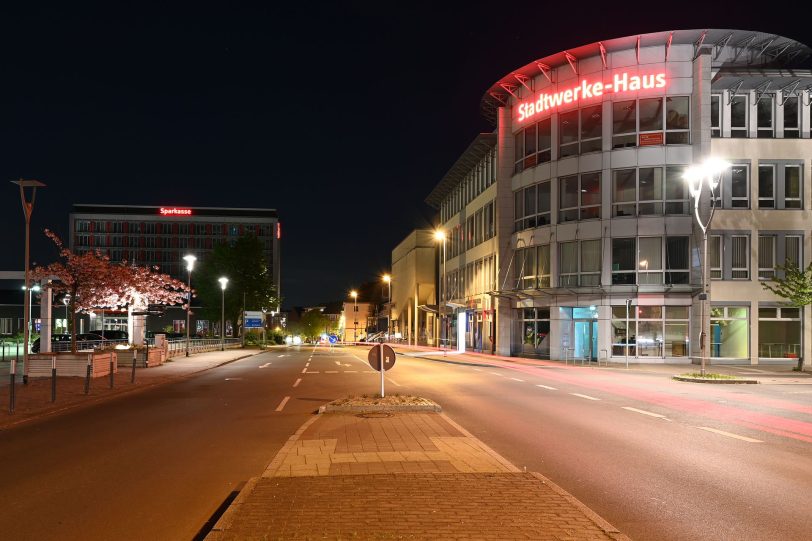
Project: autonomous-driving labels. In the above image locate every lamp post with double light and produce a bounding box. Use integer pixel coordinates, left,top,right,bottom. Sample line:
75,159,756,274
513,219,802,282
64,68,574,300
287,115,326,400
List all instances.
183,255,197,357
434,230,446,350
350,290,358,342
21,284,41,352
684,158,730,376
218,277,228,351
382,274,391,342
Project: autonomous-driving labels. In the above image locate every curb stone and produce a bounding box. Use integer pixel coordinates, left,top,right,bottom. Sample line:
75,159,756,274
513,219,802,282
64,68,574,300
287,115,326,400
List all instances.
318,403,441,414
672,375,758,384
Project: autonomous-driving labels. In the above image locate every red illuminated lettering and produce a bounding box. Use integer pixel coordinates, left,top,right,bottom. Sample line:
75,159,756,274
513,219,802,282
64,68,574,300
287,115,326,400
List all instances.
159,207,193,216
515,71,667,124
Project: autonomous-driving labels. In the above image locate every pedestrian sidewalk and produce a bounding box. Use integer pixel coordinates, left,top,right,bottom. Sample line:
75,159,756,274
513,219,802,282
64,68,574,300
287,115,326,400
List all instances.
207,410,629,540
0,348,261,430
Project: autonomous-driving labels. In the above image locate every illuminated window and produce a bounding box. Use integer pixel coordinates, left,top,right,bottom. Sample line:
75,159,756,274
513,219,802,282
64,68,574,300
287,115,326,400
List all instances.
711,306,749,358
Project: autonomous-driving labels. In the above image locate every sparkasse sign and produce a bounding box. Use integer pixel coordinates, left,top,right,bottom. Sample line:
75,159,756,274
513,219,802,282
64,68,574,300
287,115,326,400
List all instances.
159,207,193,216
516,72,667,124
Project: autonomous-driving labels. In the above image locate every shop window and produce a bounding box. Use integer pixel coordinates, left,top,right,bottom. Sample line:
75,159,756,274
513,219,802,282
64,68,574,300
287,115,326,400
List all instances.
612,305,689,358
711,306,749,358
710,95,721,137
611,305,635,357
518,308,551,359
783,96,800,138
757,96,774,138
730,95,748,138
758,306,801,359
636,306,663,357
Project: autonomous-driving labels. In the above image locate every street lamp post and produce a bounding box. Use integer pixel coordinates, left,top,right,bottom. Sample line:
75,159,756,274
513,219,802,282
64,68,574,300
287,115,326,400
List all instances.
219,277,228,351
21,285,41,351
383,274,391,342
183,255,197,357
12,179,45,388
350,290,358,343
434,231,446,350
684,159,730,377
62,295,70,334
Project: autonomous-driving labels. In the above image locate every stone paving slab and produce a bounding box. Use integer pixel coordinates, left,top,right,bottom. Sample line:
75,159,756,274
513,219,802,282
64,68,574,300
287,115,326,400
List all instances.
209,411,629,540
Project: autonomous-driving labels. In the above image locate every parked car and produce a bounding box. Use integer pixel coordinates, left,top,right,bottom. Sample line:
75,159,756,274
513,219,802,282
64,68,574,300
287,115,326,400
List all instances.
99,330,128,341
31,334,72,353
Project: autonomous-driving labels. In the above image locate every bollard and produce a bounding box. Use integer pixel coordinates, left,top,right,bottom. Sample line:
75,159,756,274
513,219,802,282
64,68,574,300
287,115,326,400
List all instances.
51,355,57,403
109,357,114,389
84,355,91,395
131,350,137,383
9,359,16,414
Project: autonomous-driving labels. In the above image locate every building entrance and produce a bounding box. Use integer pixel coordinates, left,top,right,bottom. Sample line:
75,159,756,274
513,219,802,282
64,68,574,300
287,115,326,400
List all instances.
573,319,598,362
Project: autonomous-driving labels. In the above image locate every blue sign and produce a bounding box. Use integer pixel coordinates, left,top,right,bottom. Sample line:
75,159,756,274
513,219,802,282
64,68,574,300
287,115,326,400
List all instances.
245,318,263,328
328,334,338,344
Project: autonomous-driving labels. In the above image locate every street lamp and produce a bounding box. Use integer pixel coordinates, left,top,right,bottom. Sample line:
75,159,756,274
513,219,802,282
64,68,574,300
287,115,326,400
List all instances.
62,295,70,334
350,290,358,342
218,277,228,351
21,284,41,351
382,274,391,342
183,254,197,357
12,178,45,388
684,158,730,376
434,230,447,350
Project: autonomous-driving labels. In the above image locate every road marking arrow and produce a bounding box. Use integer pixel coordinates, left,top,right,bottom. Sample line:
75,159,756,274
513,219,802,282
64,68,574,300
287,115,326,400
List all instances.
259,363,271,368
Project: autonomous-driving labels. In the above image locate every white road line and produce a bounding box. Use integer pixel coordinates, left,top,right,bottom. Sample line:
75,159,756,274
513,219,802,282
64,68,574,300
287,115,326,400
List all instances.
344,370,357,373
325,370,339,374
510,377,525,382
293,378,302,388
489,372,503,377
570,393,600,401
259,363,271,368
306,370,320,374
473,368,482,371
277,354,287,357
536,384,557,390
275,396,290,411
695,426,763,443
301,368,307,374
386,377,401,387
224,378,243,381
622,406,668,419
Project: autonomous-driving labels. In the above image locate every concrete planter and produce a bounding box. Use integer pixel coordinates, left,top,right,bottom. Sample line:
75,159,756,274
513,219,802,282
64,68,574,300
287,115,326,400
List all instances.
119,346,167,368
28,351,118,378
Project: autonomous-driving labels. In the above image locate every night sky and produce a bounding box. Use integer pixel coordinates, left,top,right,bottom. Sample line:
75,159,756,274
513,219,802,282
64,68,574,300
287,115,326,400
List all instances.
1,4,806,307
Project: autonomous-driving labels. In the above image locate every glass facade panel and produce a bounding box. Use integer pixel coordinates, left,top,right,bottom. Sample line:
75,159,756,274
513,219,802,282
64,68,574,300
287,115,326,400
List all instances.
758,308,801,358
612,238,636,285
730,95,748,137
613,169,636,217
711,306,749,358
758,165,774,208
612,100,637,148
639,98,663,132
580,104,602,153
559,110,579,158
784,165,801,209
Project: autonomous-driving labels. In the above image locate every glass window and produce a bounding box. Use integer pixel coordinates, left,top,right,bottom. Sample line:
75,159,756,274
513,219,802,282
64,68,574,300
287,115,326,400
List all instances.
638,168,663,215
559,110,579,158
559,242,578,286
537,181,551,226
581,240,601,286
612,100,637,148
580,173,601,220
525,123,537,156
730,95,748,138
758,235,775,280
559,176,579,223
730,165,749,208
537,245,551,288
514,131,524,173
711,306,749,359
665,97,689,143
759,307,801,359
783,96,799,138
785,235,801,269
580,104,602,153
538,118,552,163
784,165,802,209
639,97,663,132
638,237,663,285
710,95,721,137
665,167,688,214
731,236,750,279
514,190,523,232
612,238,636,285
710,235,722,279
758,165,775,209
665,236,689,284
757,96,774,138
524,185,537,228
637,306,664,358
612,169,637,217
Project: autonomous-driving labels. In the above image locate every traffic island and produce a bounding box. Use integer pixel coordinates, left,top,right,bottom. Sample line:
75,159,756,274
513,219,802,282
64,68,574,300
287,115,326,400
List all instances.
673,373,758,384
318,394,441,413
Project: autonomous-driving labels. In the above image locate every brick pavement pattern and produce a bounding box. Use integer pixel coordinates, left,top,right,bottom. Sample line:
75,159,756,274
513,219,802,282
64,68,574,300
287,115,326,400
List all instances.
209,412,629,540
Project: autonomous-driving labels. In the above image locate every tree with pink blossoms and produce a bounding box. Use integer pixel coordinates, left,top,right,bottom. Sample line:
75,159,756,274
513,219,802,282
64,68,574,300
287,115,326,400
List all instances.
32,230,189,352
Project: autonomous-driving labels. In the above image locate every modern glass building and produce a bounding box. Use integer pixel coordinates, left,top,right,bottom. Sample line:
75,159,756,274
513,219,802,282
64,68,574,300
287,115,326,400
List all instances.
426,29,811,364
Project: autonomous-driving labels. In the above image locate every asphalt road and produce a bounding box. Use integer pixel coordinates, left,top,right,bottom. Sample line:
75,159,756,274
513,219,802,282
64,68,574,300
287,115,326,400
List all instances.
1,344,810,540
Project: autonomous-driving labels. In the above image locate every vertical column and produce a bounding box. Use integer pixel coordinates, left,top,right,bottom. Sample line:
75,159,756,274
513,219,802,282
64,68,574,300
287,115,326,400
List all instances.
496,107,516,356
41,283,52,353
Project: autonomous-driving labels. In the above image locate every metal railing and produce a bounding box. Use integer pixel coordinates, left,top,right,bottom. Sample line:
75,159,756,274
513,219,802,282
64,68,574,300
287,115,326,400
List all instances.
164,338,242,356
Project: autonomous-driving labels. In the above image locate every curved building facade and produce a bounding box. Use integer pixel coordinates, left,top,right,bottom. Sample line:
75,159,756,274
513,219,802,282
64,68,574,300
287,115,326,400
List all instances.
426,29,812,364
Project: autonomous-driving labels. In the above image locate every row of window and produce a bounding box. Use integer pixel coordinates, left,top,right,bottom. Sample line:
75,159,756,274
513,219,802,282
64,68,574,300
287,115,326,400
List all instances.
75,237,275,253
514,96,691,174
444,201,495,260
711,94,807,139
75,221,274,237
510,233,803,289
713,162,803,210
442,255,497,301
440,150,496,224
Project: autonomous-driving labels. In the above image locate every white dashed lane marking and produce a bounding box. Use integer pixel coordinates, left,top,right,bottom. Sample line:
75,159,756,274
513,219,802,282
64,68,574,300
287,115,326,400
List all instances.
695,426,763,443
536,384,557,390
293,378,302,388
489,372,503,377
510,378,525,382
570,393,600,401
622,406,669,420
301,368,307,374
275,396,290,412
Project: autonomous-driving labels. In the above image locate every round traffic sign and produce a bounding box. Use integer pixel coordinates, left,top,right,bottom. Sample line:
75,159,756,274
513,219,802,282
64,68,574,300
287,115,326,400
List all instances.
328,334,338,344
368,344,396,372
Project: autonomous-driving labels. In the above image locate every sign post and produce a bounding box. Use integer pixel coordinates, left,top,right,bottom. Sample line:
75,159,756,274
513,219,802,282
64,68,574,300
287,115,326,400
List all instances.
367,344,396,397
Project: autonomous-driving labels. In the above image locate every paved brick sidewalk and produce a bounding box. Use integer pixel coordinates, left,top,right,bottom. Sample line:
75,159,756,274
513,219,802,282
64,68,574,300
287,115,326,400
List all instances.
208,411,629,540
0,348,261,430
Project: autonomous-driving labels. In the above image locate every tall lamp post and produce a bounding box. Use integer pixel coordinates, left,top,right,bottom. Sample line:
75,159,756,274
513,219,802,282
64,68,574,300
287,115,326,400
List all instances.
684,158,730,377
12,179,45,387
183,254,197,357
219,277,228,351
434,230,446,349
22,285,41,348
62,295,70,334
382,274,391,342
350,290,358,342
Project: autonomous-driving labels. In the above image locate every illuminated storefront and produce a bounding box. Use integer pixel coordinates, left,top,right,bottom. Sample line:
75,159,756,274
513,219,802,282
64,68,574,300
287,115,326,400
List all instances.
428,29,812,364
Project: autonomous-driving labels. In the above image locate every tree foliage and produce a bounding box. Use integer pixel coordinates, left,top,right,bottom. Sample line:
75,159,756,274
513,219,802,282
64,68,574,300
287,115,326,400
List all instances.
31,230,189,352
194,235,278,335
761,262,812,369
